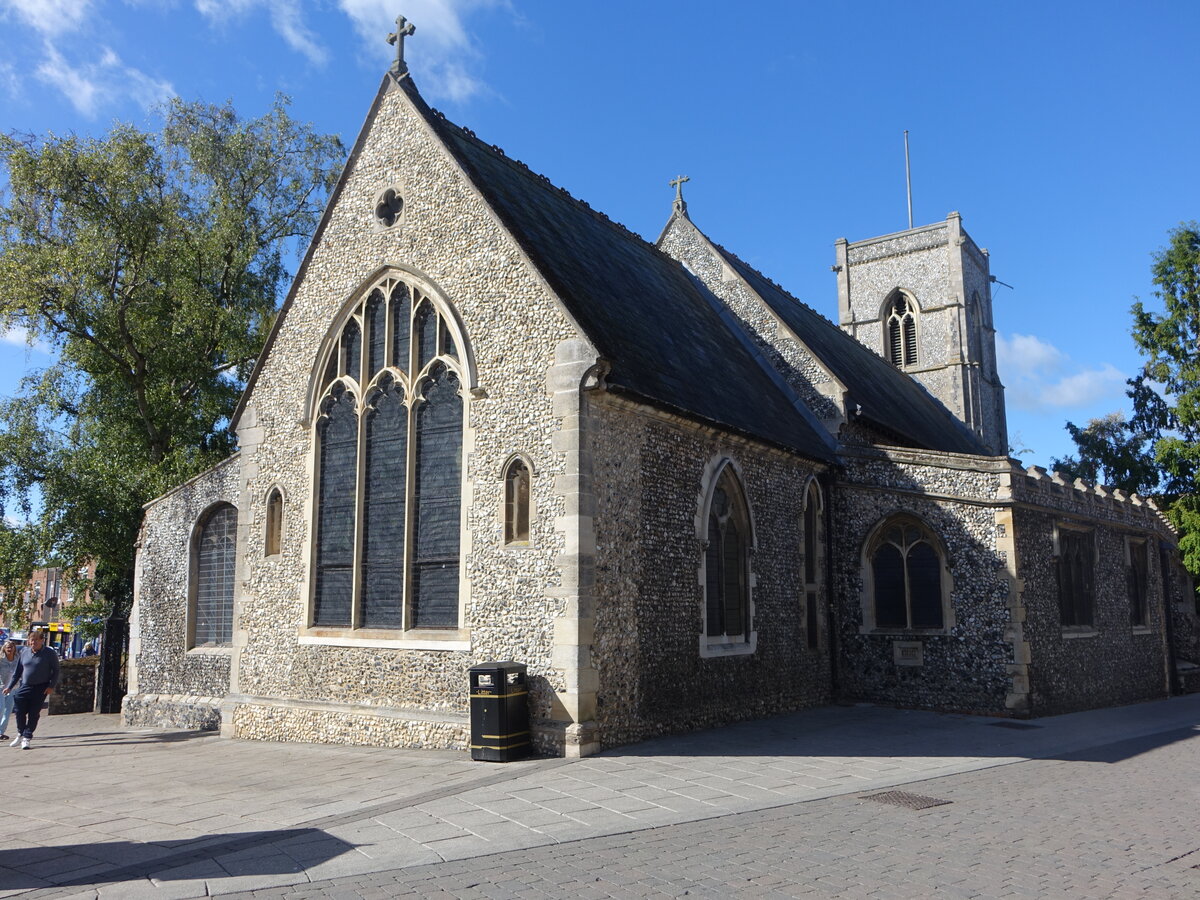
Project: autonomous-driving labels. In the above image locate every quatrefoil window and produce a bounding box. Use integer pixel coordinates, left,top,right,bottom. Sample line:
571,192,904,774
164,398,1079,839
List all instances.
374,188,404,228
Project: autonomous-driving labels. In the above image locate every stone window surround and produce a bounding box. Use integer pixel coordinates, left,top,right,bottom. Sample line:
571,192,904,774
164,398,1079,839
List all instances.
264,484,285,558
696,455,758,659
858,513,956,635
187,501,238,651
296,267,475,651
500,452,535,548
372,183,406,232
1053,520,1096,634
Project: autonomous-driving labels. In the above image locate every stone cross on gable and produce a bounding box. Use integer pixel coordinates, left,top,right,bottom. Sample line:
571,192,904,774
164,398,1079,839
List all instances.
387,15,416,74
670,175,690,214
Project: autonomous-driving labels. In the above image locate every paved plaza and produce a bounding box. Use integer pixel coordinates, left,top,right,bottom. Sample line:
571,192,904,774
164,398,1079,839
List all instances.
2,696,1200,898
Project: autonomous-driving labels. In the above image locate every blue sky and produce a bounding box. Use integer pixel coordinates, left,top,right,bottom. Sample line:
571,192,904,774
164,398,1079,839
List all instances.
1,0,1198,469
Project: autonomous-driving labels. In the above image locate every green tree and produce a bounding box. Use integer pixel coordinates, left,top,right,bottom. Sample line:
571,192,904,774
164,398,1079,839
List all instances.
1049,411,1159,496
0,519,41,629
0,96,343,620
1129,223,1200,575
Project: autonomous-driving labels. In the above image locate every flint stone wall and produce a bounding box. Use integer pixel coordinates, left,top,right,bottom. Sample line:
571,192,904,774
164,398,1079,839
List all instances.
833,449,1014,713
50,658,98,715
658,216,842,425
226,76,579,751
124,454,241,731
1010,468,1175,714
589,396,832,748
844,224,953,379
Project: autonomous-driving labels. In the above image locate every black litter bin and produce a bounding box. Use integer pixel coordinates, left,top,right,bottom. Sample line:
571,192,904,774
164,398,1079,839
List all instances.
469,661,530,761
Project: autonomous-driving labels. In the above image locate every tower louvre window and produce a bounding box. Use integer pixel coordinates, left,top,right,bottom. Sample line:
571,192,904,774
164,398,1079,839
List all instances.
885,292,918,368
312,276,466,631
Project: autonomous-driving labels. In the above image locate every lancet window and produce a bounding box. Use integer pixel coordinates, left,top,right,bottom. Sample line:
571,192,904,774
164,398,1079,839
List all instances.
312,275,465,631
503,458,531,545
703,465,753,647
803,481,824,649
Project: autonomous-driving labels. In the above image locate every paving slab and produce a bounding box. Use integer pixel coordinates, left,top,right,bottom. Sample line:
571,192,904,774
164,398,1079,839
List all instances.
7,694,1200,897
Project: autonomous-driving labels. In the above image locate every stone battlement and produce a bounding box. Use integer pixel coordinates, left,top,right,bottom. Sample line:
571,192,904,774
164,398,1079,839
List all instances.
1013,463,1173,533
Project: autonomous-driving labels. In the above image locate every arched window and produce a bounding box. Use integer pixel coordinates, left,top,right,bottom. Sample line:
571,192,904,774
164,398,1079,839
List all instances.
802,481,824,649
312,275,466,631
504,458,531,545
866,517,948,631
265,489,283,557
193,503,237,647
885,291,918,368
703,465,753,648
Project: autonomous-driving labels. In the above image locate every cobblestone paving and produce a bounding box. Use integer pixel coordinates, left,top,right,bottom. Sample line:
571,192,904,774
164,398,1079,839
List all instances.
223,727,1200,899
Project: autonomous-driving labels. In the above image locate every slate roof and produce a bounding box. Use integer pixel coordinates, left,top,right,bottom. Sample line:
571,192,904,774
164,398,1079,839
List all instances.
409,82,836,462
713,247,988,455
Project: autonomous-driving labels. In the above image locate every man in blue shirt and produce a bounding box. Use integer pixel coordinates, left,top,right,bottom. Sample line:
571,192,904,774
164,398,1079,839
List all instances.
3,628,60,750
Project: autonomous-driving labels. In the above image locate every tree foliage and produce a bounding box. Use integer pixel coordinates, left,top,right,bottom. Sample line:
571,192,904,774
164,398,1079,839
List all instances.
1051,224,1200,580
1050,411,1160,496
1131,224,1200,576
0,96,343,617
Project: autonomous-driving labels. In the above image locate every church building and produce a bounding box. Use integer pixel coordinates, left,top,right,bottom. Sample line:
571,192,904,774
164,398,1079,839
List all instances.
124,34,1198,757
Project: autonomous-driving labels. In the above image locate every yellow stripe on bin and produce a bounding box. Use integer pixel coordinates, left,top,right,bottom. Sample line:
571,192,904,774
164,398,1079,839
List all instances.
469,690,528,699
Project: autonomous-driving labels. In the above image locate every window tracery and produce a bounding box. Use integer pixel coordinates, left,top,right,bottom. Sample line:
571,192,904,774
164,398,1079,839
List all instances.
885,291,918,368
866,516,948,631
312,275,465,632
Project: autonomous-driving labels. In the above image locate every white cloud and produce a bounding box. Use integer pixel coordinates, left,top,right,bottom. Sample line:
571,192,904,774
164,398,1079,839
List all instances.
338,0,505,102
195,0,328,65
34,42,174,117
0,60,19,99
1,326,50,354
996,332,1126,412
0,0,93,37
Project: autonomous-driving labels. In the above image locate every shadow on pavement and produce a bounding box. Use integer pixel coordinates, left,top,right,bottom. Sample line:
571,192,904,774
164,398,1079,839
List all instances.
602,704,1200,765
40,728,217,746
0,827,353,889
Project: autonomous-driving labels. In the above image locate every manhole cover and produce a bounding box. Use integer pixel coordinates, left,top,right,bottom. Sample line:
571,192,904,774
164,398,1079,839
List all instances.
988,720,1041,730
863,791,950,810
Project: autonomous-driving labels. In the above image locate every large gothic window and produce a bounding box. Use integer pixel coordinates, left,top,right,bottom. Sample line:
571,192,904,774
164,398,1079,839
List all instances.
312,275,465,631
193,503,237,647
867,517,948,631
703,465,753,649
885,291,918,368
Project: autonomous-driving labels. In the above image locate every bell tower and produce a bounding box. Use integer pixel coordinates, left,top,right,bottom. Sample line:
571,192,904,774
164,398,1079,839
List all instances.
834,212,1008,456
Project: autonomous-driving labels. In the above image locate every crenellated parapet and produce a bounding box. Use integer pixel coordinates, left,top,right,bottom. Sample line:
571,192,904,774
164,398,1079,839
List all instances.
1011,463,1174,535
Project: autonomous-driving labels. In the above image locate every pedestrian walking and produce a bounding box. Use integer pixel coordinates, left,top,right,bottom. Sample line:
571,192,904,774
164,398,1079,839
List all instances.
0,640,16,740
3,628,60,750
